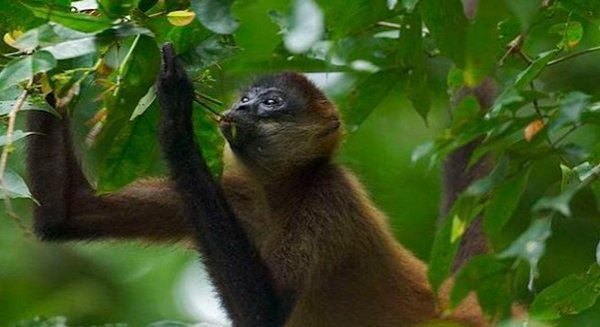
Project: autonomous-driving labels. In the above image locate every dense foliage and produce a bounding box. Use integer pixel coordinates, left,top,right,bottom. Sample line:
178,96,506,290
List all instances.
1,0,600,326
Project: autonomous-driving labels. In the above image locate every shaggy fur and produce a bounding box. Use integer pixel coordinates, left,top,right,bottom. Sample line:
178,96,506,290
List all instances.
26,44,488,326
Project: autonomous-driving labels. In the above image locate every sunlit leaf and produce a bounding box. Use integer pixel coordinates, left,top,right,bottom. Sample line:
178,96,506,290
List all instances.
284,0,324,54
0,51,56,92
531,265,600,320
167,10,196,27
191,0,239,34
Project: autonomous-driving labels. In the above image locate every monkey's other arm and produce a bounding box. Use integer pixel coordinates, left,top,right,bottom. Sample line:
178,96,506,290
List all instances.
155,44,286,327
26,97,191,242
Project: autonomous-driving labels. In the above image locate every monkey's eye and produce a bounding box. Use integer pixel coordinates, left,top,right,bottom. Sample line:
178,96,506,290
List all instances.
263,98,281,107
241,96,250,103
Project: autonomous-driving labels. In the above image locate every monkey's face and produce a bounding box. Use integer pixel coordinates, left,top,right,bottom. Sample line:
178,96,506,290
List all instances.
220,72,341,172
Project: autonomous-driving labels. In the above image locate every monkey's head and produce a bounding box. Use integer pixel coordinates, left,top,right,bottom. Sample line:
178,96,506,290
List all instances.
220,72,341,174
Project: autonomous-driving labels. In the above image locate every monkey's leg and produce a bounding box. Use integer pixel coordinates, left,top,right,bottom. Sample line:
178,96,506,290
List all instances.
156,43,287,327
27,103,191,242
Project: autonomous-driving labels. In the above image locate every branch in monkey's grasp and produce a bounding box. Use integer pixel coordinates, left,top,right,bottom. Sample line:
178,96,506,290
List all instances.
156,43,285,327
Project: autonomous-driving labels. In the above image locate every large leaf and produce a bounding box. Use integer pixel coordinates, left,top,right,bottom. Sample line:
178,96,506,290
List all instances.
531,264,600,320
513,50,560,90
0,169,34,200
484,167,531,236
283,0,324,54
464,1,506,86
428,196,482,292
21,0,114,33
340,70,401,131
191,0,239,35
0,51,56,92
97,103,161,192
400,11,430,122
450,255,513,319
499,217,553,291
94,35,160,192
97,0,140,18
421,0,468,68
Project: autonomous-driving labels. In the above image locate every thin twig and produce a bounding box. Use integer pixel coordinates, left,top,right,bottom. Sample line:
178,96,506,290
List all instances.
0,78,34,236
376,21,401,29
547,46,600,66
193,97,222,122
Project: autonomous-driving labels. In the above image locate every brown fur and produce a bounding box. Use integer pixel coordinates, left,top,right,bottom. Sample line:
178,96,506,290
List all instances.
28,72,489,326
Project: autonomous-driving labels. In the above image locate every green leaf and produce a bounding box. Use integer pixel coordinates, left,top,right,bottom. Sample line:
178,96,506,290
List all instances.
130,85,156,120
13,316,68,327
191,0,239,35
0,100,58,116
464,156,509,196
0,51,57,92
421,0,468,68
531,265,600,320
513,50,560,90
484,167,531,236
98,0,140,18
21,0,114,33
550,21,584,49
0,130,34,146
464,1,506,86
146,321,190,327
340,70,401,132
400,11,430,121
283,0,324,54
97,103,161,193
43,36,97,60
402,0,419,12
499,217,552,291
505,0,542,30
450,96,481,132
428,196,482,292
0,169,33,200
450,255,513,319
533,187,577,217
597,241,600,265
94,35,160,192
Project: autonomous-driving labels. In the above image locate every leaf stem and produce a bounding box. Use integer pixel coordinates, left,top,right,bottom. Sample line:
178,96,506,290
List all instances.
0,79,34,236
547,46,600,66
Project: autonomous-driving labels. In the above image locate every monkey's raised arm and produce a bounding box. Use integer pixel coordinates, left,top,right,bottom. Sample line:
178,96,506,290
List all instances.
155,44,285,327
27,98,191,242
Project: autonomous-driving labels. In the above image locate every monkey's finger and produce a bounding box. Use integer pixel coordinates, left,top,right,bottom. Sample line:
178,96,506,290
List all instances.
160,43,176,75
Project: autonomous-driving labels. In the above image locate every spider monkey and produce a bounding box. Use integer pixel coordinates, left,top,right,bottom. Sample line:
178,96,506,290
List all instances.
26,44,488,326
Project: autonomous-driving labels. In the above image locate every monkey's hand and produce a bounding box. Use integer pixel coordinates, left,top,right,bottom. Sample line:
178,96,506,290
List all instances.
156,43,194,131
